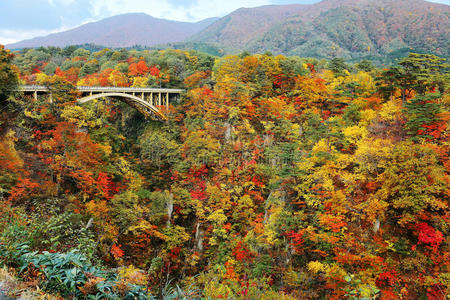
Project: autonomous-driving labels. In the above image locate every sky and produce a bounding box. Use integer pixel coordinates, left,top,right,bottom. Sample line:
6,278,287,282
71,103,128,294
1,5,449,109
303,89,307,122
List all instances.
1,0,449,45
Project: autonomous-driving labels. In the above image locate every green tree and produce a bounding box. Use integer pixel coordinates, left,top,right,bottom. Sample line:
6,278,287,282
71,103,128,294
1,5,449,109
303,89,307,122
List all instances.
71,48,90,58
43,61,58,75
404,93,443,140
0,45,19,103
377,53,448,105
79,60,99,77
355,59,375,72
398,53,448,95
0,45,19,133
328,57,351,77
376,66,404,102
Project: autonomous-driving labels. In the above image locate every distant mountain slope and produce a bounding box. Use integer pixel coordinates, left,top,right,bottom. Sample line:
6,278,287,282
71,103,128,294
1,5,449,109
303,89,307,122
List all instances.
191,0,450,59
7,13,219,49
191,5,309,49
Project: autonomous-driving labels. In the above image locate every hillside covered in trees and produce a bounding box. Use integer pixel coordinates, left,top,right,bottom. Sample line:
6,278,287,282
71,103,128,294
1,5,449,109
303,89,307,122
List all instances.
0,45,448,299
190,0,450,62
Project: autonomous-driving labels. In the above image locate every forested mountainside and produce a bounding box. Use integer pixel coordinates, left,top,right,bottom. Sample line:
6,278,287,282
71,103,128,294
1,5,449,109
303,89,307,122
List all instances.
0,45,449,299
7,13,219,49
191,0,450,61
7,0,449,63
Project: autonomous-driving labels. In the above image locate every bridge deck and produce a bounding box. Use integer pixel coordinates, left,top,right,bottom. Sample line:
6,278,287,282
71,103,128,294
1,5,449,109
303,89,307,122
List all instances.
21,85,184,94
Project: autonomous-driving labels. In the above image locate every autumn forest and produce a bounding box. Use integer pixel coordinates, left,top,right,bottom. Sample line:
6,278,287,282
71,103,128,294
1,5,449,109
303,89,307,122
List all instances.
0,44,448,299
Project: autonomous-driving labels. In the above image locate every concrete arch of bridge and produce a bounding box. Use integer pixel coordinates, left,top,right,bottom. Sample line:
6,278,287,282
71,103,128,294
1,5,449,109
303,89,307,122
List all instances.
78,92,167,120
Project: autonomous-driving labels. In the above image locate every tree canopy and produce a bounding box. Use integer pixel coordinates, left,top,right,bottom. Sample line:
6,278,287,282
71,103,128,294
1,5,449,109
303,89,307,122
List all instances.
0,46,448,299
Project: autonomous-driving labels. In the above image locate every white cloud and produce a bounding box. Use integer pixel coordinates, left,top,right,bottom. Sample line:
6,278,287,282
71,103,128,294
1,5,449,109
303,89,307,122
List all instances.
90,0,271,22
427,0,450,4
48,0,77,6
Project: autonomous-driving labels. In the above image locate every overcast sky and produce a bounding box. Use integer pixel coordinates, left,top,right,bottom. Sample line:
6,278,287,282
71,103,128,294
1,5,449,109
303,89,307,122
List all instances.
1,0,449,45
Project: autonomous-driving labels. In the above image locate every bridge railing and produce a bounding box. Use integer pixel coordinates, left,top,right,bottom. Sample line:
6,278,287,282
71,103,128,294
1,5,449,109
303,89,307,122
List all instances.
21,85,184,94
21,85,50,91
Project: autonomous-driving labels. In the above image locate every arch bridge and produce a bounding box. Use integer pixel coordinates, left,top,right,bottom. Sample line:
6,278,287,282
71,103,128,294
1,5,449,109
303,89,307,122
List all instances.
21,85,184,121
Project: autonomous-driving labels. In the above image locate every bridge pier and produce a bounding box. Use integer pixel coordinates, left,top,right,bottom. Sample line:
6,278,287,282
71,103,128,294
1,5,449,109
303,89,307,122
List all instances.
166,92,169,110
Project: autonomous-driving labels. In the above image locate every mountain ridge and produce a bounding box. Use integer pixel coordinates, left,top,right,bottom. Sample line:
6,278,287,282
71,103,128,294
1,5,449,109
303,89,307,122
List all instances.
7,13,219,49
